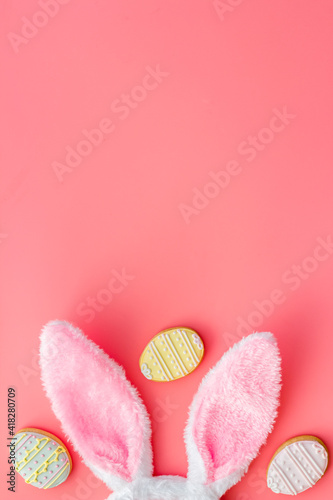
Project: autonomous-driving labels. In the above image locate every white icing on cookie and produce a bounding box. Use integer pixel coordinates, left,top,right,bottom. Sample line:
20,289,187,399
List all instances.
141,363,152,379
192,333,204,350
267,437,328,495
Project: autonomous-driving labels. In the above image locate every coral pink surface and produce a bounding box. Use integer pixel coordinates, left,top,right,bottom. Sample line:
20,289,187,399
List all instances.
1,1,333,499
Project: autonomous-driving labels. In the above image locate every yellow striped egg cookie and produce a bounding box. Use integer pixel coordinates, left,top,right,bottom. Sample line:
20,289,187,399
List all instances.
267,435,329,495
13,428,72,489
139,327,204,381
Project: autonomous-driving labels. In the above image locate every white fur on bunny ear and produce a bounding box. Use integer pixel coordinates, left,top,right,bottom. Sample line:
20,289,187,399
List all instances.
185,332,281,498
40,320,153,492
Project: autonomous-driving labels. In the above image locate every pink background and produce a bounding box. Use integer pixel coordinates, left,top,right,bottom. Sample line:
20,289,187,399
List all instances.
1,1,333,499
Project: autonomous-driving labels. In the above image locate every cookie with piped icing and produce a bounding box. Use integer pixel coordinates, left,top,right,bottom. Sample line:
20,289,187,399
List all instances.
139,327,204,382
13,428,72,489
267,435,328,495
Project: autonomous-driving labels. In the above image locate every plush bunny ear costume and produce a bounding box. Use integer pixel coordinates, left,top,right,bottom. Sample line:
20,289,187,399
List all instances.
40,321,281,500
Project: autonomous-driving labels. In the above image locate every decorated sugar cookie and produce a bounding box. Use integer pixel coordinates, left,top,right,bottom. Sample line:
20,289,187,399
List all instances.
139,327,204,382
267,435,328,495
13,428,72,489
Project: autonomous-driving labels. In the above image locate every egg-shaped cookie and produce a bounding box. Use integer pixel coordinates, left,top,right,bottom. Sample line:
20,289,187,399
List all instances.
13,428,72,489
139,327,204,381
267,435,328,495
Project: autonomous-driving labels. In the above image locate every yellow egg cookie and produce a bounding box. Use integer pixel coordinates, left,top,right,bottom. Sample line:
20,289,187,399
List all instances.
139,327,204,381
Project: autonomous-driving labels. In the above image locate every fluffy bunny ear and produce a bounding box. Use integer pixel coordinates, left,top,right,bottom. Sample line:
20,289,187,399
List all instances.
40,320,153,492
185,332,281,497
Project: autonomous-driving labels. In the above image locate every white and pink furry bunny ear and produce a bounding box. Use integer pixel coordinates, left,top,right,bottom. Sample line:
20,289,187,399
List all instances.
185,332,281,498
40,320,153,492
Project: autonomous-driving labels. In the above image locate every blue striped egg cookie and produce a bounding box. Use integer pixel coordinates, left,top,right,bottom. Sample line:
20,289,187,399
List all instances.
13,428,72,489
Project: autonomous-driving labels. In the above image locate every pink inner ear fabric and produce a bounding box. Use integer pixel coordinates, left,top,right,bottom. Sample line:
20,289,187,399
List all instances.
40,321,147,482
192,335,280,483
